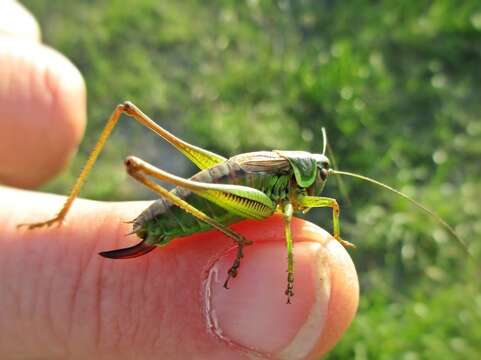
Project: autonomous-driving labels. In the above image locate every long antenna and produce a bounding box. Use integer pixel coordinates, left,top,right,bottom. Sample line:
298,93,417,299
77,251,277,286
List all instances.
322,127,351,205
321,127,327,155
329,169,473,258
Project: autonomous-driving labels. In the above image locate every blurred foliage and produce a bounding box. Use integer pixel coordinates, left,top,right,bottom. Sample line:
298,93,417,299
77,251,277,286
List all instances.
23,0,481,358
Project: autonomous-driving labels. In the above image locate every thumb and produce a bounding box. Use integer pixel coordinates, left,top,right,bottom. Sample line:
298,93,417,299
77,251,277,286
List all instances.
2,187,358,359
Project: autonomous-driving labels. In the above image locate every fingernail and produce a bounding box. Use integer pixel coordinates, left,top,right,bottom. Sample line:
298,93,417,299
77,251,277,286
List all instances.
204,241,331,359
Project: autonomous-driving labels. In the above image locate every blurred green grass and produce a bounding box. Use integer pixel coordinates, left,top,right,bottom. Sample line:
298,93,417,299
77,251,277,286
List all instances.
23,0,481,358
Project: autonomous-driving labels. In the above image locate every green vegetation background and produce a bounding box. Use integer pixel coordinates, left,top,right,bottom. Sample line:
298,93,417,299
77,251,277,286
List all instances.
23,0,481,358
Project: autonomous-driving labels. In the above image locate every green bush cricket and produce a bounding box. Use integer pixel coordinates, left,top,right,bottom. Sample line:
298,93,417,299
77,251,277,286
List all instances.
19,101,471,303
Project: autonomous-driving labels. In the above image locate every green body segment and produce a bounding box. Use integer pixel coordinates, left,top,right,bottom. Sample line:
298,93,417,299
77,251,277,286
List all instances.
134,152,292,246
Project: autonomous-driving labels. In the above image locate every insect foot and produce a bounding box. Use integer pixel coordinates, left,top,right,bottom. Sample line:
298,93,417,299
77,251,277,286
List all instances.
285,285,294,304
338,238,356,249
17,215,65,230
285,272,294,304
223,268,237,289
223,258,240,289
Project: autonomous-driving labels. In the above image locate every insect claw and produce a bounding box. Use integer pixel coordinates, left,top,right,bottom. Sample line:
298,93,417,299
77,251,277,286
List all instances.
223,275,232,289
17,217,65,230
285,290,294,304
223,266,239,289
338,238,356,249
123,219,138,225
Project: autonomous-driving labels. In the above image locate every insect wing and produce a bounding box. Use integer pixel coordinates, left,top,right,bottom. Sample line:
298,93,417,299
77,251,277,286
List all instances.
234,151,291,175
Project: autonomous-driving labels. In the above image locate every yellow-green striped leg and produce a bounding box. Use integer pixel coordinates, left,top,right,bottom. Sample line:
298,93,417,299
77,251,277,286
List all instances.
125,156,276,219
283,202,295,304
119,102,227,170
298,195,355,248
20,101,226,229
124,156,277,287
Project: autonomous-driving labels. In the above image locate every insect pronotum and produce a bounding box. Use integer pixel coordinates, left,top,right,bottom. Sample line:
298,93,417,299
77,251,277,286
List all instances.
19,101,471,303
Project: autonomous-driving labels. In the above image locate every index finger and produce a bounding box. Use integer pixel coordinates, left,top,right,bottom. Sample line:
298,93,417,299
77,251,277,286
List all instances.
0,37,86,188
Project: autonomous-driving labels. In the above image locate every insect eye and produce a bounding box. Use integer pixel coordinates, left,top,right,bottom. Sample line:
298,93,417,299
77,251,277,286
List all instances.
322,161,329,169
319,167,328,180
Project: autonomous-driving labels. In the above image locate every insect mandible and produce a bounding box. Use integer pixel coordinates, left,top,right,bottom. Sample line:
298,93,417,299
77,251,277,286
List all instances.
19,101,471,303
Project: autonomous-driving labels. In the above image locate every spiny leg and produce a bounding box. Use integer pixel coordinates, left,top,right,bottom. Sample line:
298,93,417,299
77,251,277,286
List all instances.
223,241,245,290
18,104,126,229
123,156,251,288
298,195,355,248
18,101,226,230
283,202,295,304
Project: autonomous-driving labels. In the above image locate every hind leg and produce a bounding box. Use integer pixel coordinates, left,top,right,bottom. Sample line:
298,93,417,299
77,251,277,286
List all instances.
116,156,251,286
18,101,226,230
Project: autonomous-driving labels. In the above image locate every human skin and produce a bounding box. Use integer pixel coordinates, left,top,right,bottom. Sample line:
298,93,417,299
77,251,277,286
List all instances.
0,2,359,359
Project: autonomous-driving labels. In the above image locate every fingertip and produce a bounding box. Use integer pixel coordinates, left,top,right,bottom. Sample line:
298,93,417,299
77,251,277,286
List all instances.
206,241,330,359
0,38,86,188
298,221,359,358
204,217,359,359
0,1,41,42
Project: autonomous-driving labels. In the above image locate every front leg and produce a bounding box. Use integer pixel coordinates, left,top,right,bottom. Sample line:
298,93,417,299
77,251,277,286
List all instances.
297,195,355,248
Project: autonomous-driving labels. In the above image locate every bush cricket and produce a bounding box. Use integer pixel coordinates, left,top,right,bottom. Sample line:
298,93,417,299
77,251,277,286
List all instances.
19,101,471,303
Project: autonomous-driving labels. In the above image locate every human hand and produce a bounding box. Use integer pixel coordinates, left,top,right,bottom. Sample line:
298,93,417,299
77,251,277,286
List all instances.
0,2,358,359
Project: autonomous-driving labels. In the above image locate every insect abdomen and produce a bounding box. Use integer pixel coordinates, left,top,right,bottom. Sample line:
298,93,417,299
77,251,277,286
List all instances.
134,155,291,246
137,192,240,245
